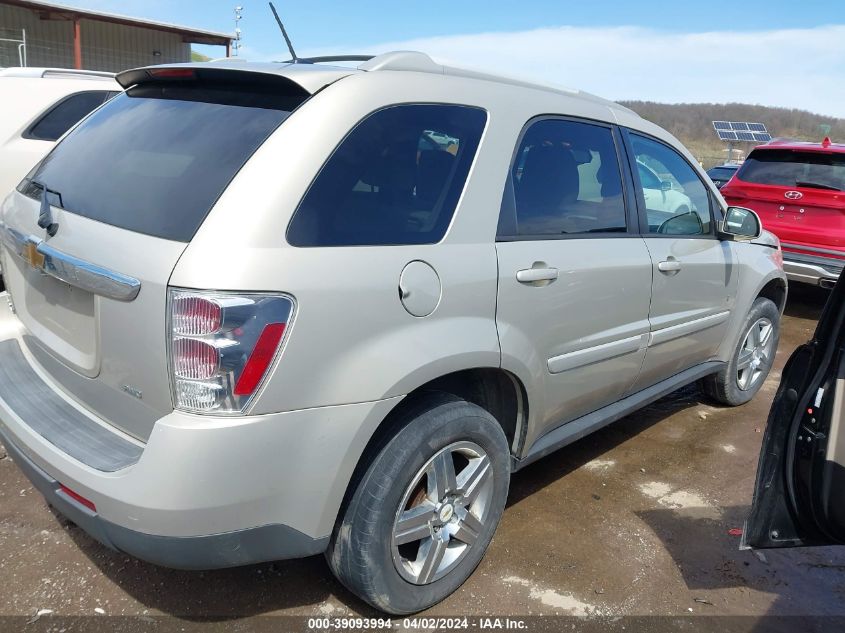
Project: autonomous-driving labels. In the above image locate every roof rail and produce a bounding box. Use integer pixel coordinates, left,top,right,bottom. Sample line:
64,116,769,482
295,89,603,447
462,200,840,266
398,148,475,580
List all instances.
41,68,115,80
0,67,114,80
278,55,374,64
359,51,583,98
358,51,442,73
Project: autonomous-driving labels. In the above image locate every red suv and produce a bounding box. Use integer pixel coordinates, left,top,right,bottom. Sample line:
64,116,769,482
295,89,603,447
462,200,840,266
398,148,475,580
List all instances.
721,138,845,288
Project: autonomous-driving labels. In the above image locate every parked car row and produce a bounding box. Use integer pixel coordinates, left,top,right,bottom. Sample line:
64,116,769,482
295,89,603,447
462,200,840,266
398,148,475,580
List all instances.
0,52,786,613
706,163,740,189
721,138,845,289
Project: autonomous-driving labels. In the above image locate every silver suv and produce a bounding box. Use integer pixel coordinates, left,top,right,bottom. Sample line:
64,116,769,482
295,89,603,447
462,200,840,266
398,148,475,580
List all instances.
0,53,786,614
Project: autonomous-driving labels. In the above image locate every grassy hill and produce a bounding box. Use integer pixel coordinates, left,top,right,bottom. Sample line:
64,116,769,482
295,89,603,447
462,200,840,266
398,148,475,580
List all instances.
190,50,211,62
619,101,845,168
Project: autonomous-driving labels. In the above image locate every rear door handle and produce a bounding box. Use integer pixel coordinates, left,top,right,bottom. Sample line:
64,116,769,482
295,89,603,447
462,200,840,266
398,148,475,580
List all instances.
516,267,559,284
657,259,682,273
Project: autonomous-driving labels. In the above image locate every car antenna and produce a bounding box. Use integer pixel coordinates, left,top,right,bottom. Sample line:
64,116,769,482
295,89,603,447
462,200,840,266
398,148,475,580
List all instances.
268,2,299,63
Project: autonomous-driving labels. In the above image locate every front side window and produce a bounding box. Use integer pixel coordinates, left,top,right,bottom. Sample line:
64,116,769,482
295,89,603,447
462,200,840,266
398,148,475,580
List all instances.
287,104,487,247
630,133,712,235
499,118,626,237
26,91,113,142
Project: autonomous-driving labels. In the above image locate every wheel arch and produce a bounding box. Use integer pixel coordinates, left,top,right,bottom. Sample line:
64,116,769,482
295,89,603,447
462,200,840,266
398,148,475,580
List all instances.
329,367,528,533
716,246,787,362
757,276,788,314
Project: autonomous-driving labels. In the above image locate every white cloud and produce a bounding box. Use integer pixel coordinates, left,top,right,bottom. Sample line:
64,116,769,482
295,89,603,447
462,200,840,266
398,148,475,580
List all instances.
259,25,845,118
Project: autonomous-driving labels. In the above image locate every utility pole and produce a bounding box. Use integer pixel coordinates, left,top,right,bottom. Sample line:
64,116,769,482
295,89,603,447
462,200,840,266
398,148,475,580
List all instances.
232,6,243,56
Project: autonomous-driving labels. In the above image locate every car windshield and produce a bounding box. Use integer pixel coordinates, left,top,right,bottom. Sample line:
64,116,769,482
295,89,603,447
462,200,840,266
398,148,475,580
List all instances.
21,83,301,242
737,149,845,191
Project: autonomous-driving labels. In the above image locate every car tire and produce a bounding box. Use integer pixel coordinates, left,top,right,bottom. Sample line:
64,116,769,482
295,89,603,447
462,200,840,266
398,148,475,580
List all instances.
326,393,510,614
701,297,780,406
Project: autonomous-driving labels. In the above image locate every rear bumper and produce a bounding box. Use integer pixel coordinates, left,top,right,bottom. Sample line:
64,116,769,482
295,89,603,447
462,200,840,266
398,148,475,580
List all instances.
0,301,401,568
0,423,327,569
782,250,843,287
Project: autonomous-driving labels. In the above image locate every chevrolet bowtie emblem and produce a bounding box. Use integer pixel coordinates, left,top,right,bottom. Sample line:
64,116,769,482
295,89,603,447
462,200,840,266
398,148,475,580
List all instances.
23,241,45,270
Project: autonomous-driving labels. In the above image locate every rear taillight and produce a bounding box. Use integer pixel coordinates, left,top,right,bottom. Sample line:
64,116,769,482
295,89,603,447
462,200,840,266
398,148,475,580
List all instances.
168,289,294,414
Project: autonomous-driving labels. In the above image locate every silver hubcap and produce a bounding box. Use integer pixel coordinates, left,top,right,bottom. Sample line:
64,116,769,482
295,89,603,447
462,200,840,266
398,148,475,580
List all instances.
391,441,494,585
737,317,774,391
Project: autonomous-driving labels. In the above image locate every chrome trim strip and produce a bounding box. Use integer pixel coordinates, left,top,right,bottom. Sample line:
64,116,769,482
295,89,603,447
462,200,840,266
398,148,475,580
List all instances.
548,333,647,374
0,224,28,259
0,224,140,302
781,242,845,258
648,311,730,347
783,261,841,285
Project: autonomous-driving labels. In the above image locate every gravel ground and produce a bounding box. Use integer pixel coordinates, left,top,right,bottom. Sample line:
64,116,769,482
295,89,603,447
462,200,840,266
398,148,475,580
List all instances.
0,284,842,630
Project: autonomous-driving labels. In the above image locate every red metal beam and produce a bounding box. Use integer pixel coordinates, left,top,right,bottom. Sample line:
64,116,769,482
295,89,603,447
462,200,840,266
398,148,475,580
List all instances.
73,17,82,69
6,0,232,46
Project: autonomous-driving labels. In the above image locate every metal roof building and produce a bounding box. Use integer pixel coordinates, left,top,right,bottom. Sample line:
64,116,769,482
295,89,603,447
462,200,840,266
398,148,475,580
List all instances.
0,0,232,72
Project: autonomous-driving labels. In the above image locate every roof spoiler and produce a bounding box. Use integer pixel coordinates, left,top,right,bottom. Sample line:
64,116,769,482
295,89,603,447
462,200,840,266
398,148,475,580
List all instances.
115,65,311,96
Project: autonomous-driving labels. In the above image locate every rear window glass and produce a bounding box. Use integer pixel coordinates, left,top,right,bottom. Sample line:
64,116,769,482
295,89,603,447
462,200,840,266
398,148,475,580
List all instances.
708,167,736,180
738,149,845,191
26,91,112,142
287,104,487,247
22,83,300,242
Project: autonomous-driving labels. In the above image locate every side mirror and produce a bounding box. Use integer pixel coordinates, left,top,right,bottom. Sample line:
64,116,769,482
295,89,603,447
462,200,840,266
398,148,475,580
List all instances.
720,206,762,241
657,210,703,235
660,180,673,192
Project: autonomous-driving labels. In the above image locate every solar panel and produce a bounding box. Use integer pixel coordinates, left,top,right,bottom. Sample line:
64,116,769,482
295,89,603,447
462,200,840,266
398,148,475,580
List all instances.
713,121,771,143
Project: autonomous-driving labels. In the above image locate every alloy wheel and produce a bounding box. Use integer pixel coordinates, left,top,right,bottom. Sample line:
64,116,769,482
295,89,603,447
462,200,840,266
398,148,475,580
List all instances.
737,317,774,391
391,441,494,585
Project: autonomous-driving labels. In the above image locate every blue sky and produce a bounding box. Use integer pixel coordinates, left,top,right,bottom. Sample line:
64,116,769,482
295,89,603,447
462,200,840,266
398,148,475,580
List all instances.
69,1,845,117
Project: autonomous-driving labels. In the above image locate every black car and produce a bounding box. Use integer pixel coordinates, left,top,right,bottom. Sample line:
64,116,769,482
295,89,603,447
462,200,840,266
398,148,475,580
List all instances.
706,163,740,189
746,276,845,550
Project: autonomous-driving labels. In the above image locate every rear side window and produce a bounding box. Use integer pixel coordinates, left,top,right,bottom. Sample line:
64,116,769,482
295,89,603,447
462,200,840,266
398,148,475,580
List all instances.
738,149,845,191
25,91,112,142
287,104,487,247
498,118,626,237
23,83,299,242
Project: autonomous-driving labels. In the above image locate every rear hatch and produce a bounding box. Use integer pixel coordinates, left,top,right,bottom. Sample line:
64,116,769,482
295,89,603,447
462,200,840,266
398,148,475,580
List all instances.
0,67,314,440
722,148,845,257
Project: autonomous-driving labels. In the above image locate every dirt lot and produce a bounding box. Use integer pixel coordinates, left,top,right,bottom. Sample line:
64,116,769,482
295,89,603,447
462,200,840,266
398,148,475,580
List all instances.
0,284,843,627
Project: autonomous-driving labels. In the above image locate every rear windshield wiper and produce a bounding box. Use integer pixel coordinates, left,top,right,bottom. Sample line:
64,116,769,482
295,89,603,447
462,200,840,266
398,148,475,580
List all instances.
795,181,842,191
32,180,61,236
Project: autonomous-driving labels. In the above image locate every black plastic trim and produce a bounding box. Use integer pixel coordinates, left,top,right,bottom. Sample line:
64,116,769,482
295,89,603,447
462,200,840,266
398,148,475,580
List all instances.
514,361,724,469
